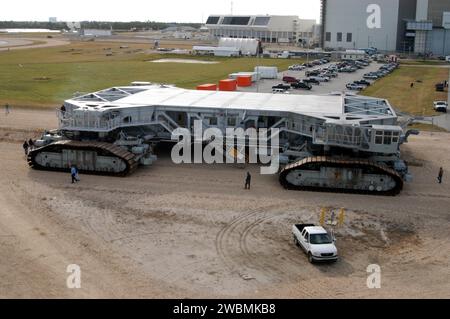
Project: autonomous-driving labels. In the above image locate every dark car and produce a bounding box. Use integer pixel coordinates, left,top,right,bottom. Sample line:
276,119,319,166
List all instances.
306,70,320,77
303,78,320,85
354,80,371,86
291,81,312,90
436,83,445,92
282,76,299,83
272,83,291,90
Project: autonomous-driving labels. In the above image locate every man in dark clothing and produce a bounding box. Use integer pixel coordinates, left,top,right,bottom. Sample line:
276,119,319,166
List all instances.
28,138,34,151
244,172,251,190
60,104,66,117
438,167,444,184
22,141,29,155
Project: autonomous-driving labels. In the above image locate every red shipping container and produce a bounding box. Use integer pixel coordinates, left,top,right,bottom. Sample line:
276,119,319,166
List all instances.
237,76,252,87
219,79,237,91
197,84,217,91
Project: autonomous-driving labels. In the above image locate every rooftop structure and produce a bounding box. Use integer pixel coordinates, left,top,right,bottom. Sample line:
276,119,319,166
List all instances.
205,15,319,45
66,85,396,127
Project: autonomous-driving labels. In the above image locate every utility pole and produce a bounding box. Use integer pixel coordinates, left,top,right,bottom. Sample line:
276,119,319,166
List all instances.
447,68,450,126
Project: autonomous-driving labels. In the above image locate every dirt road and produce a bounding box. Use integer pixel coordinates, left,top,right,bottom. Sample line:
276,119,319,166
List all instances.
0,109,449,298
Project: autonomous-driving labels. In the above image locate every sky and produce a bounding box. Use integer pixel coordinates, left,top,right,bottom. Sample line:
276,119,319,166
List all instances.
1,0,321,23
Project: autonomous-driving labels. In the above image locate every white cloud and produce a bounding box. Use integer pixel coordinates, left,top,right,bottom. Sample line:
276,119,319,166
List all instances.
2,0,321,23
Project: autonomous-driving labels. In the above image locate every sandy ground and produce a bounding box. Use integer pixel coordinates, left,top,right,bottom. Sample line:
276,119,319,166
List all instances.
0,109,450,298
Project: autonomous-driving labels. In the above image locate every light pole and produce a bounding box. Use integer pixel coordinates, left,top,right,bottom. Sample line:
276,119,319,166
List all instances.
447,69,450,125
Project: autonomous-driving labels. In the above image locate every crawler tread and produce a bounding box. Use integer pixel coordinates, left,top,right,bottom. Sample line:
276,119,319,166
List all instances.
27,140,138,176
279,156,403,196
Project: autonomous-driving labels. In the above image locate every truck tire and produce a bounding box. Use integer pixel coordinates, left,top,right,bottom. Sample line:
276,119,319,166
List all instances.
294,237,300,247
308,252,314,264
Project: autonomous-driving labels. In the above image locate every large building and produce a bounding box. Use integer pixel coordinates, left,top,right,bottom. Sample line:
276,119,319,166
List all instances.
321,0,450,55
204,15,319,45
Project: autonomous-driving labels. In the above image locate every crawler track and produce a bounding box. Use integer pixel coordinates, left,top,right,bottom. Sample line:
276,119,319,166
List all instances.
279,156,404,196
27,140,138,176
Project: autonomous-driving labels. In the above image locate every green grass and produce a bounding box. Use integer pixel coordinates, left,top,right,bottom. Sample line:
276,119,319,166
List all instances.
400,59,450,66
362,66,449,116
0,41,301,108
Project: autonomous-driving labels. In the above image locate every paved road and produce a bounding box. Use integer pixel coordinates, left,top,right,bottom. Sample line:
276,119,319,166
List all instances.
238,62,382,95
418,113,450,131
0,37,69,52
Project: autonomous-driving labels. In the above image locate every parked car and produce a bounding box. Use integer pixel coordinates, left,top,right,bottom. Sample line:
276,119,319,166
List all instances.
310,75,330,82
292,224,338,263
363,74,379,80
272,88,290,94
433,101,448,113
346,83,364,90
272,83,291,90
291,81,312,90
339,66,356,73
354,80,371,86
282,76,299,83
304,78,320,85
435,82,446,92
306,70,320,77
288,64,305,71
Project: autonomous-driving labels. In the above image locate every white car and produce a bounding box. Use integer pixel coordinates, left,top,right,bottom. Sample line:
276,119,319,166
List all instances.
346,83,364,91
292,224,338,263
272,88,290,94
288,64,305,71
433,101,448,112
310,75,330,82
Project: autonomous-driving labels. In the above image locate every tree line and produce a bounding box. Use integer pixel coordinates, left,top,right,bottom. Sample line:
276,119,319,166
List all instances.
0,21,201,31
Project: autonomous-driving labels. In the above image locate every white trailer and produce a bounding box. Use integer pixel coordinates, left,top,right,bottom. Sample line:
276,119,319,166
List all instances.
254,66,278,79
228,72,260,82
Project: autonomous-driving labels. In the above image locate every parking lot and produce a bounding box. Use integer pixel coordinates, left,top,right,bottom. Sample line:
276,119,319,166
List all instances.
238,61,383,95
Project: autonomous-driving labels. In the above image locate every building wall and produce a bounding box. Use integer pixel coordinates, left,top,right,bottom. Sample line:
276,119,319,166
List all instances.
396,0,417,52
427,28,450,56
205,15,317,44
323,0,400,51
428,0,450,27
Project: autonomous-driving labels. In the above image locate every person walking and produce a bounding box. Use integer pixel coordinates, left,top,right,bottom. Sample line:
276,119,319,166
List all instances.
244,172,251,190
71,165,80,184
22,140,29,155
5,103,10,116
438,167,444,184
60,104,66,117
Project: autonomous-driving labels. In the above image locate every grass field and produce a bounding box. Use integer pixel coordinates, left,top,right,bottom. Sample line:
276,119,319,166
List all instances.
362,66,449,116
0,40,300,108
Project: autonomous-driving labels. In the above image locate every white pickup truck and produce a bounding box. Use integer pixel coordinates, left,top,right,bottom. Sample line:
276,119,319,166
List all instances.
292,224,338,263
